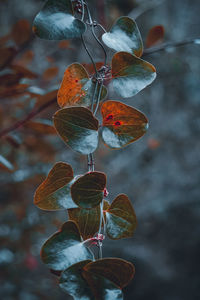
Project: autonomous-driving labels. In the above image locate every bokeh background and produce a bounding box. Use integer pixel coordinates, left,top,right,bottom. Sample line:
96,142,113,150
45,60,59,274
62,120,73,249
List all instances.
0,0,200,299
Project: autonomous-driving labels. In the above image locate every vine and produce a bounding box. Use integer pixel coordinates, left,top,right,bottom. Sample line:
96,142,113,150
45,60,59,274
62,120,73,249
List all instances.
32,0,156,298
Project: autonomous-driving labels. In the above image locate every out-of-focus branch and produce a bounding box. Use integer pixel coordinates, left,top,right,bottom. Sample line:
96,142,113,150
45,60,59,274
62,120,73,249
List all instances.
143,38,200,56
0,97,56,138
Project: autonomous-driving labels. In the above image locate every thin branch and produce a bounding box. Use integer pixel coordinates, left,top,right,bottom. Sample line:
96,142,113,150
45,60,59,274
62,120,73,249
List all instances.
143,38,200,56
0,97,56,138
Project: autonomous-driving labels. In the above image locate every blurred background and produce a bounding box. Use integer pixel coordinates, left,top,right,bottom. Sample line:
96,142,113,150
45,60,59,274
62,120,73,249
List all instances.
0,0,200,299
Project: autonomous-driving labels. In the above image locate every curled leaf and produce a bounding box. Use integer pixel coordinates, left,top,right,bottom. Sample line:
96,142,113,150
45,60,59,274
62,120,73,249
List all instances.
112,51,156,98
105,194,137,240
71,172,106,209
41,221,93,271
101,100,148,149
57,63,107,108
53,107,99,154
102,16,143,57
33,0,86,40
34,162,77,210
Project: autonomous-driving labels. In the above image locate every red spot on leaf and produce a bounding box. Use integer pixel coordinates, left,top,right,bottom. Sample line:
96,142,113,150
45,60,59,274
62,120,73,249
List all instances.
75,79,78,83
106,114,113,121
114,121,121,126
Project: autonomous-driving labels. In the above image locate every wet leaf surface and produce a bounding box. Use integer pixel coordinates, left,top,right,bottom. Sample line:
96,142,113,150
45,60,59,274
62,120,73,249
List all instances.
102,16,143,57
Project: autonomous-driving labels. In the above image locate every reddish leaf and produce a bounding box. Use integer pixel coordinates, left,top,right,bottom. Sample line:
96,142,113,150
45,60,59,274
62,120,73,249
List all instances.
12,19,31,46
71,172,106,209
0,47,17,70
58,40,70,49
83,258,135,289
34,162,77,210
57,63,107,108
11,65,37,79
82,62,104,75
26,120,56,135
101,100,148,149
146,25,165,48
43,66,59,81
0,84,29,99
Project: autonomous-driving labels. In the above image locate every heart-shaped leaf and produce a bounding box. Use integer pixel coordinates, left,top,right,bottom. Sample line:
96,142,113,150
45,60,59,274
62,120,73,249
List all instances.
68,205,100,240
60,260,123,300
57,63,107,108
71,172,106,209
105,194,137,240
83,258,135,289
146,25,165,48
33,0,86,40
59,260,93,299
101,100,148,149
102,16,143,57
112,51,156,98
53,107,99,154
41,221,93,271
34,162,77,210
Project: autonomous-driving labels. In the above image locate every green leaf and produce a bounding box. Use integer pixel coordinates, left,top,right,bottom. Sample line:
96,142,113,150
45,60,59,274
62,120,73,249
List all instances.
68,205,100,240
102,16,143,57
105,194,137,240
112,51,156,98
53,107,99,154
83,258,135,289
59,260,93,300
71,172,106,209
34,162,77,210
57,63,107,108
33,0,86,40
0,155,14,172
101,100,148,149
41,221,93,271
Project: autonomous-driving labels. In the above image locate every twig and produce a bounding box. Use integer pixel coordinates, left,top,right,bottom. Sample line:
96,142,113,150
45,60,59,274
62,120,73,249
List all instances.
0,97,56,138
143,38,200,56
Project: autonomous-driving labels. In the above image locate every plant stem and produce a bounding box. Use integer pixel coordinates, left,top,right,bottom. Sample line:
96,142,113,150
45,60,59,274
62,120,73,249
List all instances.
143,38,200,56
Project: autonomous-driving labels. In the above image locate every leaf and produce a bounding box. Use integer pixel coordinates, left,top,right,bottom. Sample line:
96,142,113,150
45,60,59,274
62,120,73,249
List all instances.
26,119,56,135
0,155,14,172
0,84,29,99
68,205,100,240
71,172,106,209
102,16,143,57
41,221,93,271
83,62,104,75
101,100,148,149
12,19,31,46
105,194,137,240
11,65,37,79
34,162,77,210
112,51,156,98
0,47,17,70
42,66,59,81
146,25,165,48
83,258,135,289
53,107,99,154
60,259,126,300
57,63,107,108
33,0,86,40
59,260,94,299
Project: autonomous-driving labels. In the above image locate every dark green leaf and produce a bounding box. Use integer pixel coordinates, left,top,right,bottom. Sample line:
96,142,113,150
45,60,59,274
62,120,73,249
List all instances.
71,172,106,209
59,260,93,300
68,205,100,240
112,51,156,98
83,258,135,289
41,221,93,271
101,100,148,149
33,0,86,40
53,107,99,154
105,194,137,240
102,16,143,57
57,63,107,108
34,162,77,210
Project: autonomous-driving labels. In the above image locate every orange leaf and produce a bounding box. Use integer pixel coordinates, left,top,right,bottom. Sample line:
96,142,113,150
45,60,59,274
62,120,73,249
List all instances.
12,19,31,46
146,25,165,48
